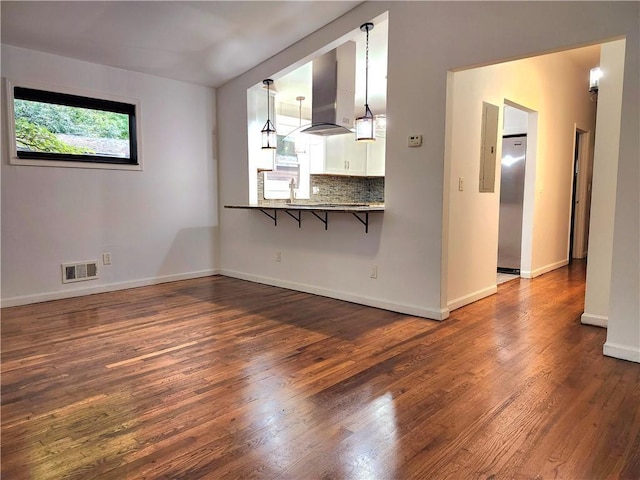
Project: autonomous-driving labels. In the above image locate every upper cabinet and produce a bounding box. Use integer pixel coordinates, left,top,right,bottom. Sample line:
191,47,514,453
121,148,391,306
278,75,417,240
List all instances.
323,133,385,176
366,136,386,176
325,135,367,175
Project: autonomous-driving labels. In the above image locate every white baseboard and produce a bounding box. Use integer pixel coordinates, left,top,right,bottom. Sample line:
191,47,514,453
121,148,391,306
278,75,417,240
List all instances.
447,284,497,311
521,259,569,279
219,269,448,321
603,342,640,363
581,312,608,328
1,269,220,308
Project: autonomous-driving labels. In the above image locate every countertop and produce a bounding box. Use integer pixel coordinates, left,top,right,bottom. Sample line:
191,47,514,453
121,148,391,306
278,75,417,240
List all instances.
224,203,385,212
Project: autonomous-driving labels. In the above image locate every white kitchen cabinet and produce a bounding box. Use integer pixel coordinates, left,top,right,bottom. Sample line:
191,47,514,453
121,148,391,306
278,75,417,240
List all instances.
366,136,386,176
317,133,385,176
324,135,367,175
307,135,326,174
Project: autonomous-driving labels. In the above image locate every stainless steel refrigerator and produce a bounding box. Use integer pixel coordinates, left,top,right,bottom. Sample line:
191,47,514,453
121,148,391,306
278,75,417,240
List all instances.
497,135,527,273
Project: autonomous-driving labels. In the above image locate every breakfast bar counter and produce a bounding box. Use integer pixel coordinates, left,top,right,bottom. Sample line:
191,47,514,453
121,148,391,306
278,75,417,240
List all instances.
224,203,384,232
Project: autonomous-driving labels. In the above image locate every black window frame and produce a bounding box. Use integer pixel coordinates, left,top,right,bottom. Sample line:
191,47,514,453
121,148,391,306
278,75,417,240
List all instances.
12,86,139,166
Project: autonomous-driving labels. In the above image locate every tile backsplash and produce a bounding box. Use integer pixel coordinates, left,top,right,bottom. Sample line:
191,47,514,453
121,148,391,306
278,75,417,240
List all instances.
258,173,384,205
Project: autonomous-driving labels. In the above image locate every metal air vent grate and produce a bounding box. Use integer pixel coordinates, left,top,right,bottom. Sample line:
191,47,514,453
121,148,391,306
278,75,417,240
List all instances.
62,261,99,283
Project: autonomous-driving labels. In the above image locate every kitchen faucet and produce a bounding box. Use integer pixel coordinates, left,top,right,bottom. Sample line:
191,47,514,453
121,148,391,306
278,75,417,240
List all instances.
289,178,296,203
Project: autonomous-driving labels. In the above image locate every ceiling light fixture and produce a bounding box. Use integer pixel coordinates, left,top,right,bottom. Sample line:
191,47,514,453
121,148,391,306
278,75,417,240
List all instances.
589,66,602,93
355,22,375,142
261,79,277,149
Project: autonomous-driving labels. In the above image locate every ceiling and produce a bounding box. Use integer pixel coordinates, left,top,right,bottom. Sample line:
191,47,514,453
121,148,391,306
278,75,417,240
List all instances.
1,2,599,103
1,1,362,88
561,44,601,71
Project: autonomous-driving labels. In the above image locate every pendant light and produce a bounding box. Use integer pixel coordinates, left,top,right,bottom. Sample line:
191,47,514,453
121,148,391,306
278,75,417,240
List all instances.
355,22,375,142
261,79,277,149
295,96,306,154
589,67,602,93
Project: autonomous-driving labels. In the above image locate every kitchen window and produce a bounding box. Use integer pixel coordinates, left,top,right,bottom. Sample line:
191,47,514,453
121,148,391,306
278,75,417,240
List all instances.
263,114,313,200
7,82,140,170
263,133,300,199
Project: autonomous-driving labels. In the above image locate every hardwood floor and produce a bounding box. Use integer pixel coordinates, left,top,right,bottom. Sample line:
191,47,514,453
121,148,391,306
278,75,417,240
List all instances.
2,261,639,479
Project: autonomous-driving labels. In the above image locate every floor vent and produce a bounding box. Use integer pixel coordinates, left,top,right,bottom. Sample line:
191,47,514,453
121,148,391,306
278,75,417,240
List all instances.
62,261,99,283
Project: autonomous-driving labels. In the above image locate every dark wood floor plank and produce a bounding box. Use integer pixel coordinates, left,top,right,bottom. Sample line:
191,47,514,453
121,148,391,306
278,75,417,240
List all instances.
2,261,639,479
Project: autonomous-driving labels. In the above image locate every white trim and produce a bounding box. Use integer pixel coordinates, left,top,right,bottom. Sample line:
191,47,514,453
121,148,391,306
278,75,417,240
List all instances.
447,284,497,311
5,78,143,171
520,107,538,277
8,157,143,171
521,259,569,279
219,269,448,321
603,342,640,363
581,312,608,328
1,269,219,308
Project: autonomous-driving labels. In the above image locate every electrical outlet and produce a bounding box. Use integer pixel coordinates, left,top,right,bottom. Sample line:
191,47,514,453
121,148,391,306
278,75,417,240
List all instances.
458,177,464,191
102,252,112,265
312,186,320,194
408,134,423,147
370,264,378,279
275,251,282,263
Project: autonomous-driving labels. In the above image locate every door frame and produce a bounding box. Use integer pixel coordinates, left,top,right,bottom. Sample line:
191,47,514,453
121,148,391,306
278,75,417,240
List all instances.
503,100,538,278
570,127,592,259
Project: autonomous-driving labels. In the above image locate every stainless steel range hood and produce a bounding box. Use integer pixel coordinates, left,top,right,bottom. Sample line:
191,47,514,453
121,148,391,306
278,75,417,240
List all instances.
302,41,356,136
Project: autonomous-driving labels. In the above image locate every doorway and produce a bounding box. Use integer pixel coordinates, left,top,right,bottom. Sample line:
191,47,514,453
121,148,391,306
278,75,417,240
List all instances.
443,44,600,312
570,129,593,261
497,105,530,276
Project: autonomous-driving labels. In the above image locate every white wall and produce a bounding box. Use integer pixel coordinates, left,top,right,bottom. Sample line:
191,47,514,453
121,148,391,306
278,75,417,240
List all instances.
218,5,447,320
216,1,638,331
445,50,597,309
604,31,640,362
581,40,625,328
1,45,218,306
503,105,528,136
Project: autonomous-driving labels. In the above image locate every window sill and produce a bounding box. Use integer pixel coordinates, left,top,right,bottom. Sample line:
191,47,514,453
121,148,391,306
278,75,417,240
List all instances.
9,156,143,171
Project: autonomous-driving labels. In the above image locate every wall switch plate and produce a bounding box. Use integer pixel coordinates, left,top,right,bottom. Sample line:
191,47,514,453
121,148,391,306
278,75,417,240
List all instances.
408,134,423,147
102,252,112,265
370,264,378,279
458,177,464,191
275,251,282,262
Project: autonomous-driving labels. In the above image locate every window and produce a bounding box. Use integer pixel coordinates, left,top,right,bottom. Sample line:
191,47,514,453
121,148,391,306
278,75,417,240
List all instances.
264,135,300,198
263,115,313,200
8,82,140,169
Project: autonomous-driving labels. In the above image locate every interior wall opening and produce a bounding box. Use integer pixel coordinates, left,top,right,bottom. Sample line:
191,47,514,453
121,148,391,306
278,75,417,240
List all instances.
443,42,603,312
497,103,531,280
245,12,389,205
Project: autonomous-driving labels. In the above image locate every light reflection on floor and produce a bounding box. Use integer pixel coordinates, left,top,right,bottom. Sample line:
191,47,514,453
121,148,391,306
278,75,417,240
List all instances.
339,391,398,480
244,351,400,479
497,272,519,285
